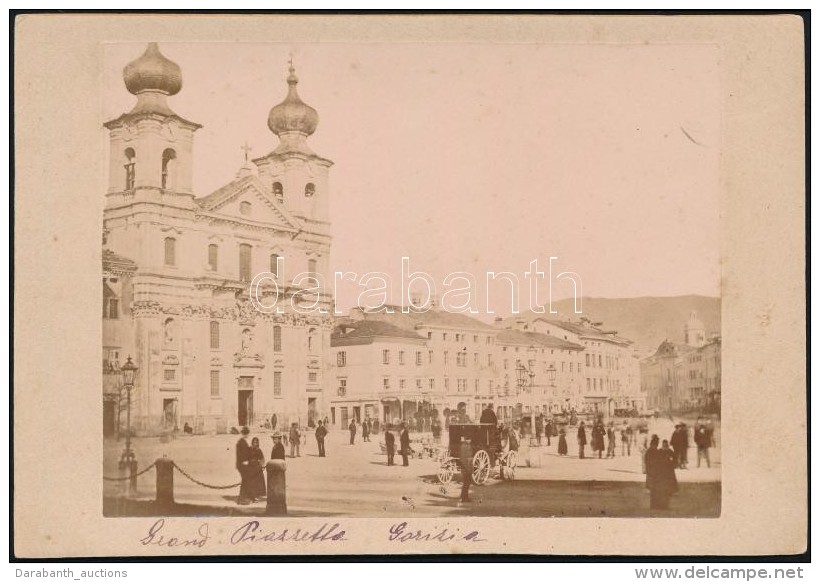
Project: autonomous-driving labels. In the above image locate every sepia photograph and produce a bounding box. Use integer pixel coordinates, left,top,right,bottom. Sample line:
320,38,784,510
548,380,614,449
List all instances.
12,13,806,559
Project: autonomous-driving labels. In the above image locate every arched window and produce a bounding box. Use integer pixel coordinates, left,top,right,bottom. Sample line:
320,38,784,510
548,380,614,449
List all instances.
239,243,252,281
270,253,280,277
124,148,136,190
164,318,176,346
304,182,315,197
161,148,176,190
272,182,283,203
210,321,220,349
307,327,316,352
273,325,282,353
208,244,218,271
164,237,176,266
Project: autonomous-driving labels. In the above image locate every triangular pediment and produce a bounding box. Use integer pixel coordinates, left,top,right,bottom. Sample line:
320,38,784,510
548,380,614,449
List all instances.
195,175,302,232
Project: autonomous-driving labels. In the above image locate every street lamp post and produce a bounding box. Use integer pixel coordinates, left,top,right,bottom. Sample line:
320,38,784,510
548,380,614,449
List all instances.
118,356,138,495
546,363,557,414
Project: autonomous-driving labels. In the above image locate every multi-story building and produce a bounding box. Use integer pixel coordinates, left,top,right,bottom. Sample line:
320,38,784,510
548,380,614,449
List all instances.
102,44,333,435
640,312,721,413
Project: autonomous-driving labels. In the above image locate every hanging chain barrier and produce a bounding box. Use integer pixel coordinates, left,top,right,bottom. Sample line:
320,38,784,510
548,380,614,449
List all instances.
102,462,156,481
172,462,241,490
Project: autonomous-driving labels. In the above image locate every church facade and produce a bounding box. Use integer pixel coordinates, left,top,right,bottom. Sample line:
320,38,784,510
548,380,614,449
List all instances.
102,44,334,436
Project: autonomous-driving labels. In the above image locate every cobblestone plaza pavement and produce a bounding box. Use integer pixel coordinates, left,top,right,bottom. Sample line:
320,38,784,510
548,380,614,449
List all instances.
104,419,720,518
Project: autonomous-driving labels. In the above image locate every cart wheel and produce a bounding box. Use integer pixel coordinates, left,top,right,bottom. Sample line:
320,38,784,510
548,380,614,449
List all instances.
438,461,454,485
472,450,491,485
504,451,518,480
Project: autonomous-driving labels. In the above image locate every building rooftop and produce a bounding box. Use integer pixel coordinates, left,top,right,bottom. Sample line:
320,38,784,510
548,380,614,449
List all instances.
358,306,499,333
331,320,426,347
495,328,584,351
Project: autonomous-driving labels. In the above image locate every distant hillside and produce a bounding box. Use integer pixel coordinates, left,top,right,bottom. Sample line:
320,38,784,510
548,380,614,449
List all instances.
543,295,721,356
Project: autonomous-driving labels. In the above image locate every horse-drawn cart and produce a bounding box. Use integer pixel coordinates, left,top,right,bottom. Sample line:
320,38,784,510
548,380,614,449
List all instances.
437,423,517,485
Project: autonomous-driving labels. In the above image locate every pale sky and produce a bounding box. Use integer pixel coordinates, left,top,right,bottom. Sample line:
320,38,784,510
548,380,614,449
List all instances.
103,42,721,316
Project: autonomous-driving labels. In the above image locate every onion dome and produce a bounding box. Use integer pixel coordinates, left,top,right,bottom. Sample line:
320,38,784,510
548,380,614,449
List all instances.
124,43,182,96
267,64,319,137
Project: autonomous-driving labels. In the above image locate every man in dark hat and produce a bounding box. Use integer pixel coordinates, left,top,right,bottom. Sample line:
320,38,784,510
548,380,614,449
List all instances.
399,422,411,467
270,432,286,461
315,420,328,457
384,425,396,466
235,426,252,504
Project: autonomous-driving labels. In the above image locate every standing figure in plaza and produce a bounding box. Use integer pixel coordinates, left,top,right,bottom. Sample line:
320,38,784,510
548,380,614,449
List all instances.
545,418,553,446
235,426,252,505
349,419,357,445
577,421,587,459
670,423,688,469
289,422,301,458
645,435,678,510
270,432,286,461
606,424,616,458
459,436,473,503
592,420,606,459
535,414,543,446
694,421,712,468
373,418,380,434
315,420,328,457
639,431,649,474
384,426,396,466
431,417,442,441
399,422,411,467
558,426,568,455
622,422,633,456
362,419,370,442
246,437,267,502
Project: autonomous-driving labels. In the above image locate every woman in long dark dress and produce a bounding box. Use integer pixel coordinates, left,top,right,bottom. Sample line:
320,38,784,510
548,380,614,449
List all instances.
247,437,267,502
558,427,568,455
645,435,679,510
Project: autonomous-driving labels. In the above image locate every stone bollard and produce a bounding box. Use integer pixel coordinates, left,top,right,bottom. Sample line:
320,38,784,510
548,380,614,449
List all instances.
265,460,287,516
155,457,175,511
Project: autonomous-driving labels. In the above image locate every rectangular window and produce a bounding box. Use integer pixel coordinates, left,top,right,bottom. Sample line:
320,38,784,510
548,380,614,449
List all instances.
442,333,448,341
486,337,492,345
474,335,479,343
427,332,432,339
309,372,317,383
308,259,317,281
164,368,176,382
164,237,176,266
270,253,280,277
487,354,493,367
239,243,252,281
428,350,434,364
274,371,282,396
586,378,591,391
210,321,220,349
208,244,218,271
337,351,346,367
273,326,282,352
400,378,406,390
416,351,422,366
444,351,449,365
210,370,220,397
383,377,390,390
382,349,390,364
416,379,422,390
338,378,346,396
473,353,478,365
429,378,435,391
586,354,590,367
398,351,405,365
444,377,450,390
475,379,480,392
108,298,119,320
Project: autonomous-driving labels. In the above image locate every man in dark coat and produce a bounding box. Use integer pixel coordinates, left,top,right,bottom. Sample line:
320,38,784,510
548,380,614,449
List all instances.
480,403,498,426
577,422,587,459
545,419,553,446
384,426,396,466
399,423,411,466
592,420,606,458
694,421,711,468
270,432,286,460
535,414,544,446
349,419,357,444
362,420,370,442
670,424,686,469
235,426,252,505
459,437,473,503
315,420,328,457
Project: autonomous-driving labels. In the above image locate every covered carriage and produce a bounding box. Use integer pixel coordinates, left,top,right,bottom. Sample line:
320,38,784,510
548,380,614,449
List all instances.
437,423,518,485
